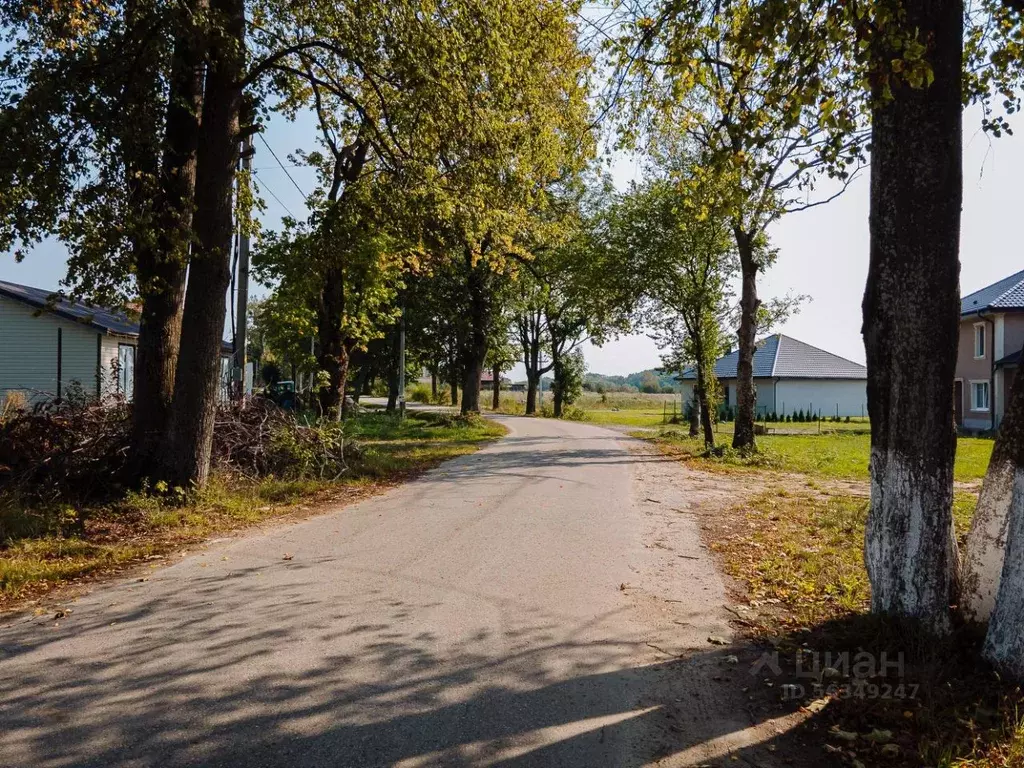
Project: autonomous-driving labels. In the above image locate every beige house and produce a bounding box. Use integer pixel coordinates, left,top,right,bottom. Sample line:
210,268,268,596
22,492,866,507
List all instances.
956,269,1024,431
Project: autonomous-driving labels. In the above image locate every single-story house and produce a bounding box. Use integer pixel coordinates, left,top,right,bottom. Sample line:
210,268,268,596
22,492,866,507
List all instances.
680,333,868,418
0,279,232,405
956,268,1024,431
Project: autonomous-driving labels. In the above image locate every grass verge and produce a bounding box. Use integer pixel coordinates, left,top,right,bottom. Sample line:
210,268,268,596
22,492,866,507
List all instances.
705,486,1023,767
0,410,505,610
642,428,993,483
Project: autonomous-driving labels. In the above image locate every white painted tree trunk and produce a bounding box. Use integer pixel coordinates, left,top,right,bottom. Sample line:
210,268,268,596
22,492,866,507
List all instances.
865,449,959,634
962,457,1015,622
983,468,1024,678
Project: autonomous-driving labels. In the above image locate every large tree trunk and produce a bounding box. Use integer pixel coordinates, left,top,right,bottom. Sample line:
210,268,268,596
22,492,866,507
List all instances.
861,0,963,633
160,0,244,488
962,361,1024,621
128,0,205,471
983,369,1024,675
491,363,501,410
460,261,489,415
732,229,759,451
386,330,400,413
551,346,563,418
317,265,345,419
695,365,716,450
525,375,538,414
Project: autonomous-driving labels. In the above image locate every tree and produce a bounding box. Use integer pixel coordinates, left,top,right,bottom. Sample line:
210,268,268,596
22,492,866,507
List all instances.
255,174,407,419
553,348,586,413
610,170,735,448
706,0,1022,633
981,364,1024,675
611,0,868,452
486,332,518,411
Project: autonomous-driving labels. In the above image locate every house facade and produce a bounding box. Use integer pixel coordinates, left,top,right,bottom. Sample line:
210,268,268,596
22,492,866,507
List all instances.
680,334,868,418
956,269,1024,431
0,280,232,405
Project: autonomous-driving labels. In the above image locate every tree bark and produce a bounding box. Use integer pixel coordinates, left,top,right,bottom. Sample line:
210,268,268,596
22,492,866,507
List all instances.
460,260,489,415
317,265,345,419
431,370,438,401
983,366,1024,675
551,346,563,418
695,363,716,450
491,362,500,410
128,0,206,471
386,329,400,413
526,375,538,414
962,360,1023,621
160,0,244,488
732,229,759,451
861,0,963,633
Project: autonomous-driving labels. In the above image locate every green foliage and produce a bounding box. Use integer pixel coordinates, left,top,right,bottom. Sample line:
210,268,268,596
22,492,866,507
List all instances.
554,347,586,408
408,384,432,404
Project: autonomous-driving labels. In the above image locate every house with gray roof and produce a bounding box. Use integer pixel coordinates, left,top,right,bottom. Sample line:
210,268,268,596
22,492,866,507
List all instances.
956,268,1024,431
0,279,232,405
679,333,867,418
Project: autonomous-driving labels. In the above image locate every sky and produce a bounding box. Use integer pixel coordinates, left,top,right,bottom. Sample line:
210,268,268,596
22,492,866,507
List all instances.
1,107,1021,378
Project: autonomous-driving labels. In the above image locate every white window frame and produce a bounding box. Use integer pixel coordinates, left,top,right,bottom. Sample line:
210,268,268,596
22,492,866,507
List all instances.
117,343,135,401
974,323,987,359
970,379,990,412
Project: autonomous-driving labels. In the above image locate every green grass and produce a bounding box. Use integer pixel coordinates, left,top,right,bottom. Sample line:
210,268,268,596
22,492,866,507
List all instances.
646,429,994,483
0,411,505,605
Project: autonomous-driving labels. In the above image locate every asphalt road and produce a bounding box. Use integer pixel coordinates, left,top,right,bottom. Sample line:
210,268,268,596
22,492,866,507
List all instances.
0,416,780,767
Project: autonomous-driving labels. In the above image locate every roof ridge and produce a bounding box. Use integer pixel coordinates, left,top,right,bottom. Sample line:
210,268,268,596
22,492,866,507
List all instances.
988,272,1024,309
769,333,783,377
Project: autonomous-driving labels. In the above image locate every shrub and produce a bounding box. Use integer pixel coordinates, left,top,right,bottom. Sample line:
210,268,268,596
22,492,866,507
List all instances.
408,383,432,404
561,405,589,421
845,415,851,423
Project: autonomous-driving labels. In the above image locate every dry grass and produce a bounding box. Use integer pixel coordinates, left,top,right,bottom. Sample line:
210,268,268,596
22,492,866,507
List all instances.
700,484,1024,767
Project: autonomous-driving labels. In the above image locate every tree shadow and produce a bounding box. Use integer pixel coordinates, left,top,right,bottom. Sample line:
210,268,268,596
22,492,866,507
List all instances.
0,563,828,767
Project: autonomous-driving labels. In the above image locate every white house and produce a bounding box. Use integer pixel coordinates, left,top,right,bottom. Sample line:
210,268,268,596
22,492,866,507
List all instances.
0,280,232,405
680,333,868,418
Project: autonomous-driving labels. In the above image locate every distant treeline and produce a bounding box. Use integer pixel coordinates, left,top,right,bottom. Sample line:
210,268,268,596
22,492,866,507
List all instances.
583,370,681,394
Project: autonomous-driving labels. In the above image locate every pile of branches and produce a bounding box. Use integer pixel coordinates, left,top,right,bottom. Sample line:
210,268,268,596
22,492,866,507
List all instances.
0,399,354,505
0,399,133,503
211,399,352,480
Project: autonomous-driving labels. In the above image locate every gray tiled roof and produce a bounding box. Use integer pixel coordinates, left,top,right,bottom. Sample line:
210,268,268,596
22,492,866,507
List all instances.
681,334,866,380
0,279,233,353
0,279,140,335
961,269,1024,315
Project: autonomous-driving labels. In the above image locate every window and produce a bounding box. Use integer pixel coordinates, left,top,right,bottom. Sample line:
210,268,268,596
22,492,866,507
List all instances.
971,380,990,412
117,344,135,400
974,323,986,359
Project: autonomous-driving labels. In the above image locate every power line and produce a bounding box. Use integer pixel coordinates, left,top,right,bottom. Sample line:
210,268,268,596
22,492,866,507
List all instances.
257,133,308,202
252,170,296,219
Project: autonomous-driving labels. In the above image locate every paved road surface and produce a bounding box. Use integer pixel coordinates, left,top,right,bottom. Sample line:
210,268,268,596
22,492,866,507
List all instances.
0,416,781,767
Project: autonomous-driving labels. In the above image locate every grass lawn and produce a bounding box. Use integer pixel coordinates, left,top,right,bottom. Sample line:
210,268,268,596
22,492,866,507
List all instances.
0,410,504,608
705,485,1021,767
645,428,994,483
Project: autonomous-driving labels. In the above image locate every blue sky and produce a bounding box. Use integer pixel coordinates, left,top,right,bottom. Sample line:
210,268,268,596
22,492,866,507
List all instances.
1,106,1020,376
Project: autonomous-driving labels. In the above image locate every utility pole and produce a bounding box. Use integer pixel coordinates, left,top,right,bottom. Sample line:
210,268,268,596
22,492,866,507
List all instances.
398,305,406,419
233,135,254,399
